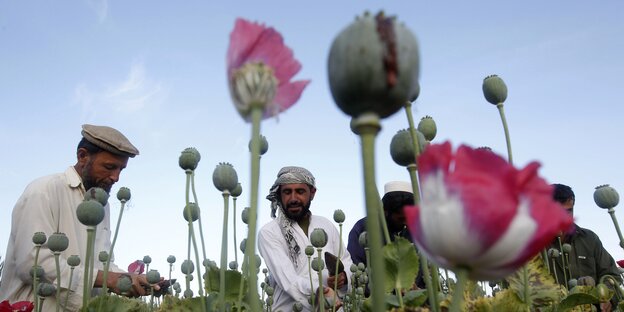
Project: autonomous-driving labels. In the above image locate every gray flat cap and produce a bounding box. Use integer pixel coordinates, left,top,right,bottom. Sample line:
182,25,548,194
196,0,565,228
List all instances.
81,124,139,158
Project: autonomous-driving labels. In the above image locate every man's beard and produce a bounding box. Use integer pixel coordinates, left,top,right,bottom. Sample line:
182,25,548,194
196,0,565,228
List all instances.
82,159,112,193
281,200,311,222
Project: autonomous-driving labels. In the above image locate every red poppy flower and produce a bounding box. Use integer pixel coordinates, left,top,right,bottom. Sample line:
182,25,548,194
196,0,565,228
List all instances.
405,142,573,280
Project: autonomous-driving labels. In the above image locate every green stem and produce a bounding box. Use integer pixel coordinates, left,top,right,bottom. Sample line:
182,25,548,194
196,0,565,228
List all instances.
431,264,441,308
184,170,206,311
317,248,324,311
103,199,127,296
233,197,239,265
558,237,568,287
54,253,61,312
149,286,154,312
407,166,438,312
496,104,513,164
378,200,391,245
332,223,343,312
608,209,624,252
245,105,263,311
354,113,384,312
551,258,559,285
191,172,209,263
82,228,95,310
236,254,247,310
542,249,551,274
33,245,41,312
449,268,469,312
63,267,75,312
522,265,530,305
308,255,316,312
220,192,230,311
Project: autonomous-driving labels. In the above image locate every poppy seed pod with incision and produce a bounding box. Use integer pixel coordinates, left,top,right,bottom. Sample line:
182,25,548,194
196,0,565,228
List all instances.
482,75,508,105
84,187,109,207
76,199,105,226
179,147,201,171
594,184,620,209
328,11,420,119
212,162,239,192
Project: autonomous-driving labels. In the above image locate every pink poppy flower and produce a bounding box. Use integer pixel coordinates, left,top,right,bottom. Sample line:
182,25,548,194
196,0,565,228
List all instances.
226,18,310,121
405,142,573,280
128,260,145,274
617,260,624,268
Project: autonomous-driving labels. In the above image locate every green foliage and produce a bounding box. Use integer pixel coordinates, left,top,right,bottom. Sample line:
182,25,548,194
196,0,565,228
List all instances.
158,295,219,311
384,290,427,309
204,266,247,303
383,237,420,293
488,289,530,312
84,295,149,312
506,256,562,308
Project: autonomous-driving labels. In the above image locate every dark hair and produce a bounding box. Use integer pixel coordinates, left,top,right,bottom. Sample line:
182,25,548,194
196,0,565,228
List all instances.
552,183,575,204
382,191,414,213
77,137,104,155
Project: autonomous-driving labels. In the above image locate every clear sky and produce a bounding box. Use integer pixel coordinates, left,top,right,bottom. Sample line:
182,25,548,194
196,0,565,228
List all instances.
1,1,624,284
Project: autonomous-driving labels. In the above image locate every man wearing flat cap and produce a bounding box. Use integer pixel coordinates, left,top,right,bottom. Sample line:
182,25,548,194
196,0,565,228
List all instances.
0,124,153,311
258,166,353,312
347,181,425,292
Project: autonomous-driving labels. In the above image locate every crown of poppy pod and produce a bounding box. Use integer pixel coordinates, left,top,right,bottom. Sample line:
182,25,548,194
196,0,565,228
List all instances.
482,74,508,105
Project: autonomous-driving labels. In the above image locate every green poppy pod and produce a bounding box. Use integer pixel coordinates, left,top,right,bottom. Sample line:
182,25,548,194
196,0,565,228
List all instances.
266,297,274,306
350,264,358,273
293,302,304,312
179,147,201,171
99,251,109,262
48,232,69,252
146,270,160,284
32,232,47,246
255,254,262,268
184,289,193,298
212,162,239,192
568,278,578,289
390,129,426,167
311,257,325,272
547,248,560,258
167,255,176,264
333,209,346,223
249,135,269,155
358,231,368,248
181,260,194,274
240,239,247,253
231,183,243,198
38,282,56,297
310,228,328,248
482,75,508,105
116,275,133,293
67,255,81,267
183,202,200,222
328,11,420,119
305,245,315,257
76,199,105,226
594,184,620,209
562,243,572,254
84,187,109,207
30,265,45,279
417,116,437,141
142,255,152,264
229,261,238,270
241,207,250,225
116,187,131,202
265,286,275,296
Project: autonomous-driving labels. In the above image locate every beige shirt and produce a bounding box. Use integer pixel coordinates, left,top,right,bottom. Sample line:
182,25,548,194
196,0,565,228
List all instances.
0,167,122,311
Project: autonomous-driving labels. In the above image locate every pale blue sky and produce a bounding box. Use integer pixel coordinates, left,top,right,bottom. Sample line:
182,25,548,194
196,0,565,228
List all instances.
1,1,624,282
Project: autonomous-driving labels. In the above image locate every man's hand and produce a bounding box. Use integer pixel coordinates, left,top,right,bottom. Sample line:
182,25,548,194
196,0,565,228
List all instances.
600,302,612,312
96,270,161,297
326,271,347,289
322,287,343,312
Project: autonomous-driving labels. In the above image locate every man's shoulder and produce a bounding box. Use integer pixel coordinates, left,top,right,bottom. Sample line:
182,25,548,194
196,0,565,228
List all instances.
24,170,70,191
259,218,280,234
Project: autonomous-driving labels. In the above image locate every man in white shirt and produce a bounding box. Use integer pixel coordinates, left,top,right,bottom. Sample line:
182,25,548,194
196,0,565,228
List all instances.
258,166,352,311
0,124,154,311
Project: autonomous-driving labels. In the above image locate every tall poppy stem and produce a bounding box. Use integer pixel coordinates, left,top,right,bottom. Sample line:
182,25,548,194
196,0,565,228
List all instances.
184,170,206,311
608,208,624,253
191,173,209,265
219,191,230,311
82,228,95,310
449,268,469,312
233,197,239,265
245,104,263,311
496,103,513,165
103,199,127,296
353,113,385,312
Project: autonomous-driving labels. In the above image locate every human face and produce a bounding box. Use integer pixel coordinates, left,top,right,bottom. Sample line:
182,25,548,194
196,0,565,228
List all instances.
279,183,316,221
386,210,407,234
79,150,129,193
563,198,574,216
